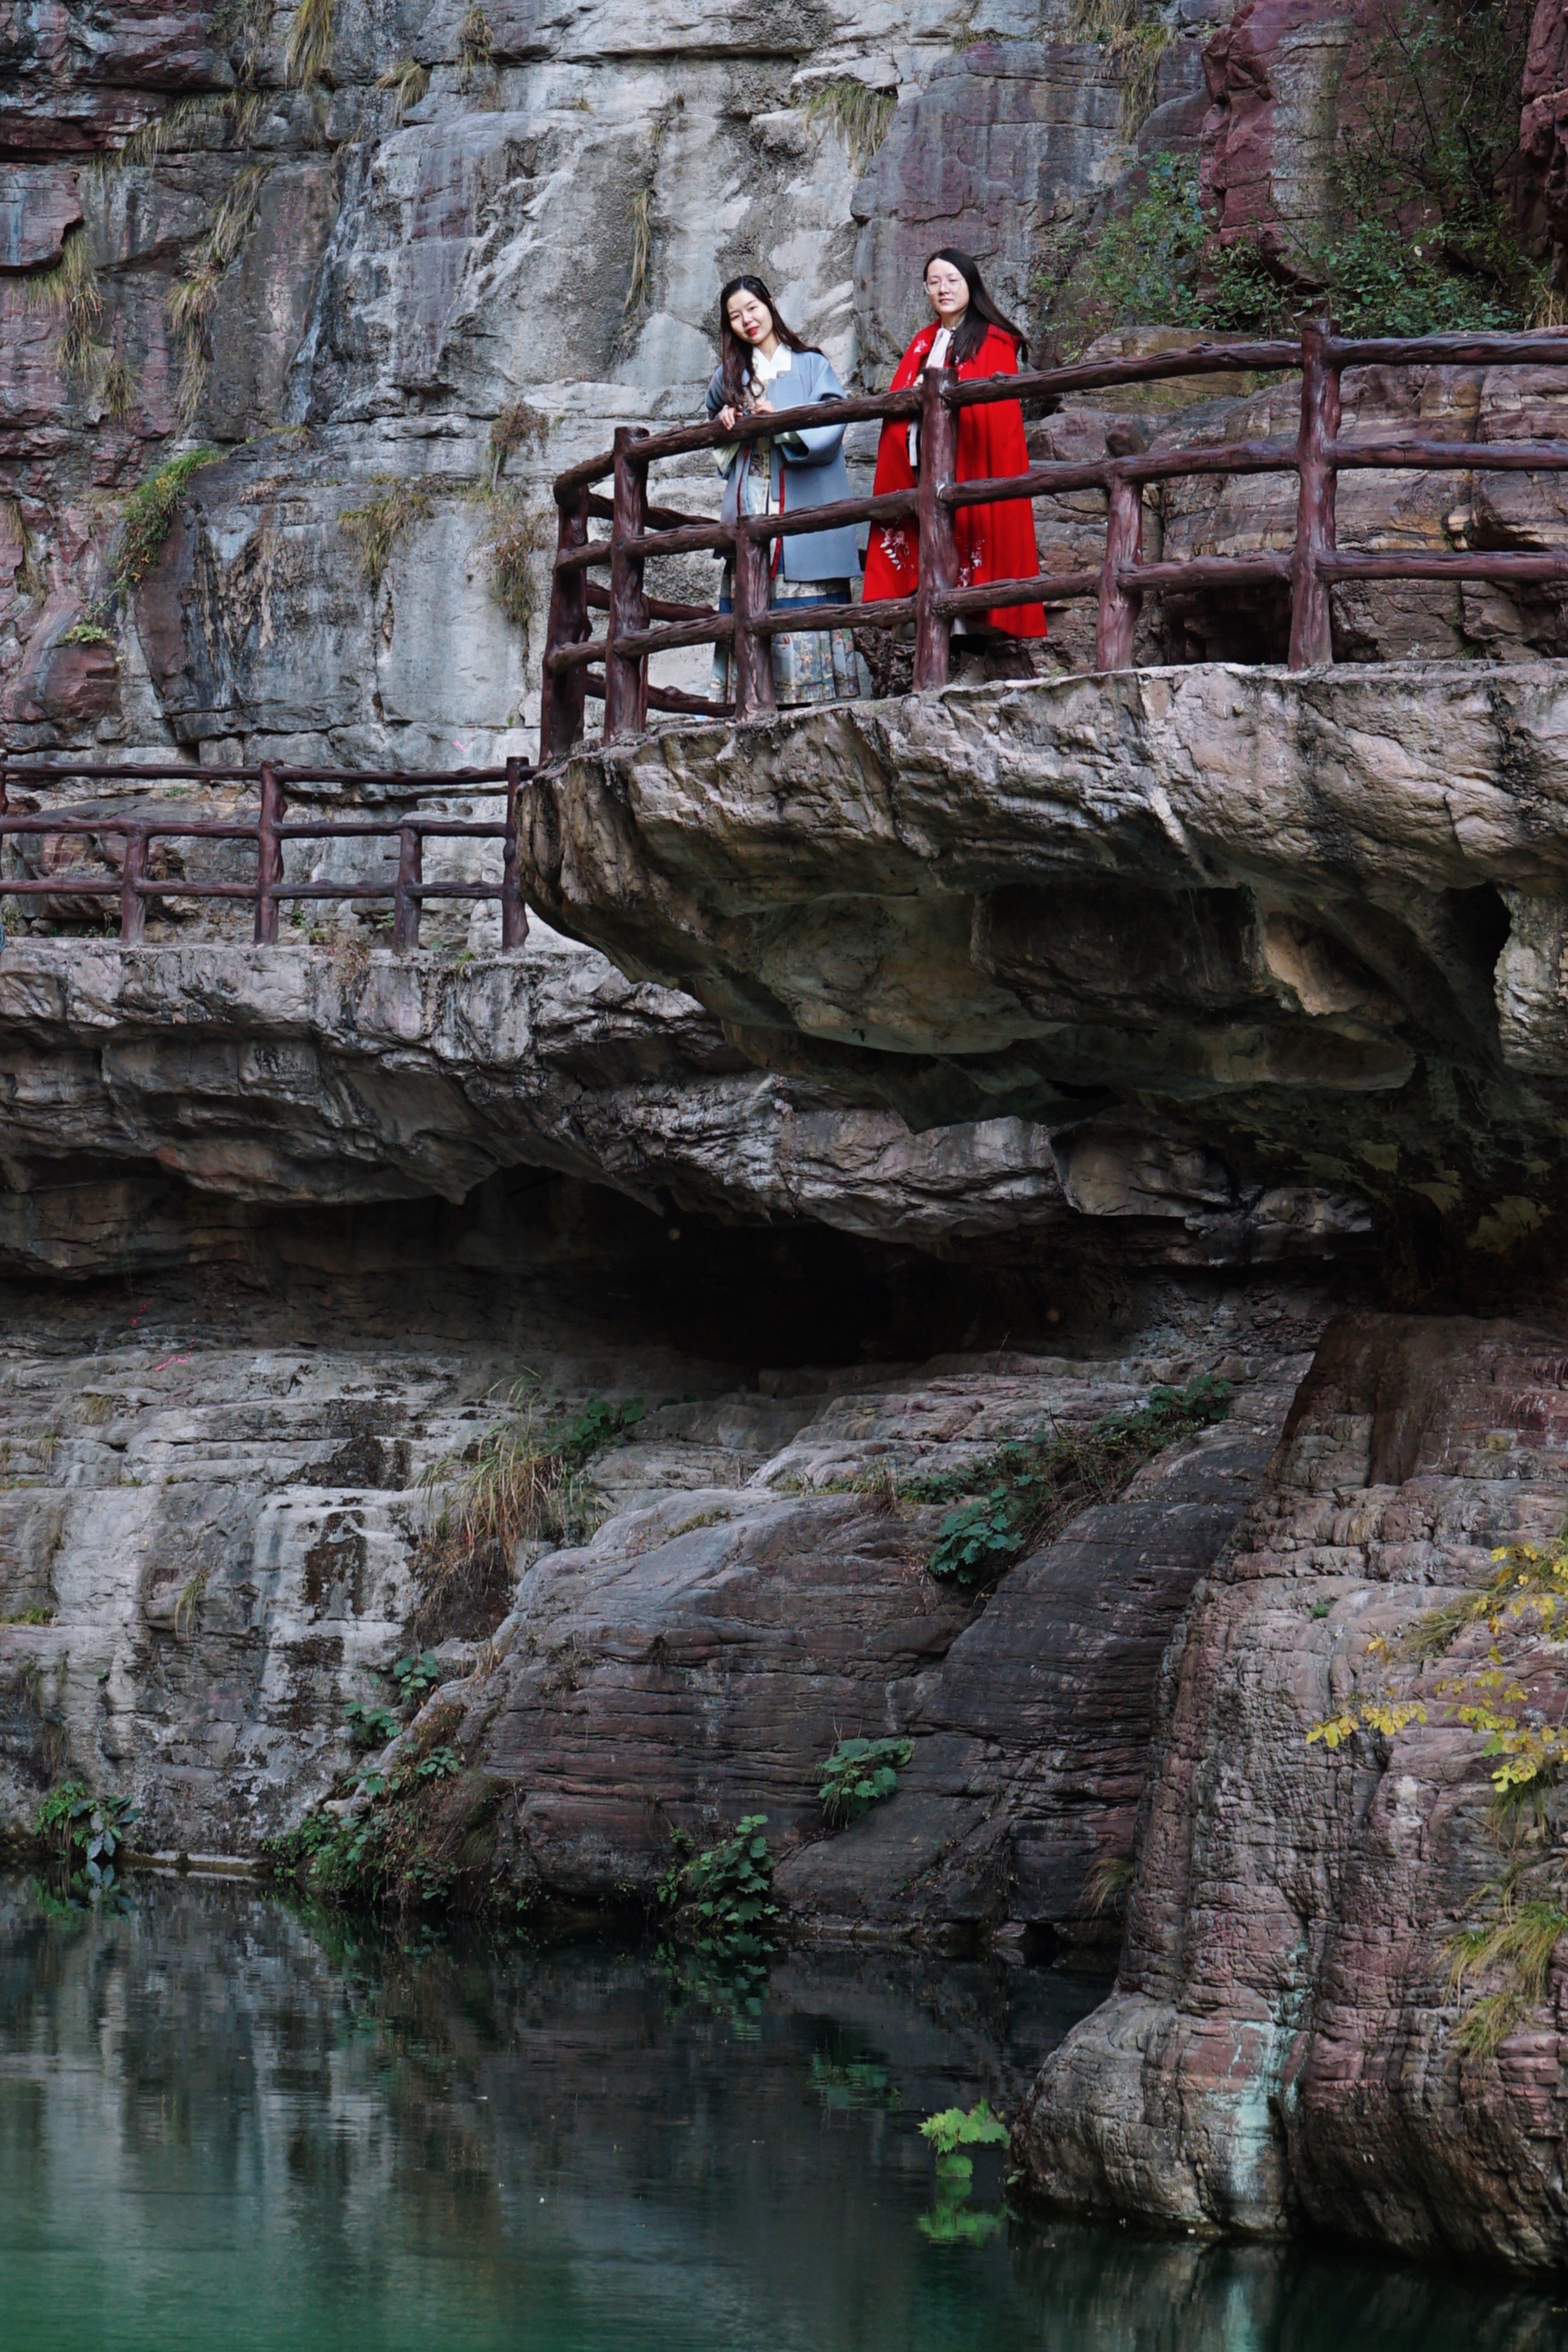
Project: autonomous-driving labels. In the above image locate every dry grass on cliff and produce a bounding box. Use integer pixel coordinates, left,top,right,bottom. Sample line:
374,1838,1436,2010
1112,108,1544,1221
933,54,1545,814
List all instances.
455,7,494,83
285,0,337,88
410,1387,643,1642
25,228,102,379
376,57,430,120
802,79,898,169
341,480,436,593
167,164,270,424
1066,0,1171,131
476,492,551,630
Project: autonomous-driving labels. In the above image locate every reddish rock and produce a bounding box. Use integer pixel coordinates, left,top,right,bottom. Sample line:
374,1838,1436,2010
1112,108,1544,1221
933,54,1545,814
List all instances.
1518,0,1568,264
0,164,80,268
1017,1314,1568,2269
852,41,1124,375
1197,0,1405,274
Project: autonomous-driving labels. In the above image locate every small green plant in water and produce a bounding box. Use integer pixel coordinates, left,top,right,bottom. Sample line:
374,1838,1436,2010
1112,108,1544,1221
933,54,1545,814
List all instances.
916,1376,1231,1587
658,1814,781,1959
818,1736,912,1826
33,1781,139,1906
918,2101,1010,2245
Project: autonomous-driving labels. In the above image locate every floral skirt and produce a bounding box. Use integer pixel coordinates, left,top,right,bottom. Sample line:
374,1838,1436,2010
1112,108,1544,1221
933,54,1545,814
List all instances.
713,575,868,707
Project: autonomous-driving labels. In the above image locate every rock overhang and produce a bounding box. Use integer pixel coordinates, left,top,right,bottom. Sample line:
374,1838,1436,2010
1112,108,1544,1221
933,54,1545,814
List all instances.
522,661,1568,1265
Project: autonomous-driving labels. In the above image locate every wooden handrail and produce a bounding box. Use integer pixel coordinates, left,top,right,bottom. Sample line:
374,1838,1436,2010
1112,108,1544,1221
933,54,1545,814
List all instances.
540,322,1568,757
0,759,531,948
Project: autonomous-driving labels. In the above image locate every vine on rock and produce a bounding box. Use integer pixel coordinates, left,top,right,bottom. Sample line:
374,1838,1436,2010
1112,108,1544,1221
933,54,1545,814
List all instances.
1310,1530,1568,2053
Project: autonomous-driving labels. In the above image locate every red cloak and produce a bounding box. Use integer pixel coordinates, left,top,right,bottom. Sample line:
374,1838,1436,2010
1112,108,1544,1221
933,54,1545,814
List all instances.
860,319,1046,639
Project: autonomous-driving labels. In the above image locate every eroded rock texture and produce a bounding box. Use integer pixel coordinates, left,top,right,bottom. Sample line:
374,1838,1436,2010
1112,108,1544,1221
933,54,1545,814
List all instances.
1017,1312,1568,2270
0,929,1093,1269
525,664,1568,1263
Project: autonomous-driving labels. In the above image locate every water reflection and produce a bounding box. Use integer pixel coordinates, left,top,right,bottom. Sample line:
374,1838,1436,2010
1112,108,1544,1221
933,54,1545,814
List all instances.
0,1878,1560,2352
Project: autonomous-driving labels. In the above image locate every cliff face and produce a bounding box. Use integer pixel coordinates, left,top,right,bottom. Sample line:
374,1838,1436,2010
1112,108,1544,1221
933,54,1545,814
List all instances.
3,0,1172,764
1017,1315,1568,2271
12,0,1568,2289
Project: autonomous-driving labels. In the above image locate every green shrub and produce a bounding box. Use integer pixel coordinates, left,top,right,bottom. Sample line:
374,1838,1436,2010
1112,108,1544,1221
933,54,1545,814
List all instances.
344,1700,399,1749
914,1375,1232,1587
1067,1,1542,350
388,1649,442,1708
658,1813,781,1959
818,1736,912,1826
33,1781,139,1903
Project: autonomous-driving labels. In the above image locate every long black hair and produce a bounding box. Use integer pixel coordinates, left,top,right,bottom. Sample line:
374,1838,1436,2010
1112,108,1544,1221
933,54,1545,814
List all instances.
924,248,1028,368
716,274,820,406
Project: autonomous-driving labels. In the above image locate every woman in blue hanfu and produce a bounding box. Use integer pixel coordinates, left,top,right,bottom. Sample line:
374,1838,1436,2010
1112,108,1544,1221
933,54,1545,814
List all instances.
704,274,867,706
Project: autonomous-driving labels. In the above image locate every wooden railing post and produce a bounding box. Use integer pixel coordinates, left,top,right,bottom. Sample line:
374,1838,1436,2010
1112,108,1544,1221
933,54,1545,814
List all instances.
254,760,282,944
1095,428,1145,670
914,364,958,691
1289,319,1340,669
604,426,650,742
501,753,528,949
542,484,591,760
394,822,422,951
119,828,147,942
730,513,775,719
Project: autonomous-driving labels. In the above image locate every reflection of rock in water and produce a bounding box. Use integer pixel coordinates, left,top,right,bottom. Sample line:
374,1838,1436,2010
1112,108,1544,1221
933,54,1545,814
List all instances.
1,1873,1560,2350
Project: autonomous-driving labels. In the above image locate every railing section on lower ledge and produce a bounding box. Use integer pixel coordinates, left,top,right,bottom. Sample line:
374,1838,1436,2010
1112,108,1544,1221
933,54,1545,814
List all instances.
0,757,529,948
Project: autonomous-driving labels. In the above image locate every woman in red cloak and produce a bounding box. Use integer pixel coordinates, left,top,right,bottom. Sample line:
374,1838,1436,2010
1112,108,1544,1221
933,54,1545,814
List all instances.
861,248,1045,646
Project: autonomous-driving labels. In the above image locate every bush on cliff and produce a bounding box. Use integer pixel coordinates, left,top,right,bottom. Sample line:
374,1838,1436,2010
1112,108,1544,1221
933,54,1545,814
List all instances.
909,1375,1232,1587
1064,0,1545,346
818,1737,913,1826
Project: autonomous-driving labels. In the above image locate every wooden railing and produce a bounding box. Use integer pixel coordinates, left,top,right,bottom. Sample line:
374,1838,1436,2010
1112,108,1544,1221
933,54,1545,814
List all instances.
0,757,529,947
540,320,1568,759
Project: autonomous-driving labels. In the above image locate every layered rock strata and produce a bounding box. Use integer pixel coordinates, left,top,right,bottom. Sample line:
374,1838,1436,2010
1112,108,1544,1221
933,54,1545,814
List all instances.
1017,1312,1568,2270
390,1334,1311,1941
0,1258,1326,1897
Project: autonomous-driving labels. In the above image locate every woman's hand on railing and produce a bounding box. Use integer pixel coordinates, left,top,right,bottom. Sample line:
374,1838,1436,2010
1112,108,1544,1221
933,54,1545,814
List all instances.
716,396,778,431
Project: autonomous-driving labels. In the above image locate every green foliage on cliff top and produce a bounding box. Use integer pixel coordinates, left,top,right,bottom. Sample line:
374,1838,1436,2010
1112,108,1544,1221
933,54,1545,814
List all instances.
1061,0,1545,347
908,1375,1231,1587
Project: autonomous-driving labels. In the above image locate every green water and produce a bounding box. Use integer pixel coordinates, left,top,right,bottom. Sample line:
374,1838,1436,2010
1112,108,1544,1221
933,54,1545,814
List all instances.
0,1878,1563,2351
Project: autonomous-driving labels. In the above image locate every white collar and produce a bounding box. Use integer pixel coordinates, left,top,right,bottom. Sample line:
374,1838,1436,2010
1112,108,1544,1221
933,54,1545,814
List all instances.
750,344,793,384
